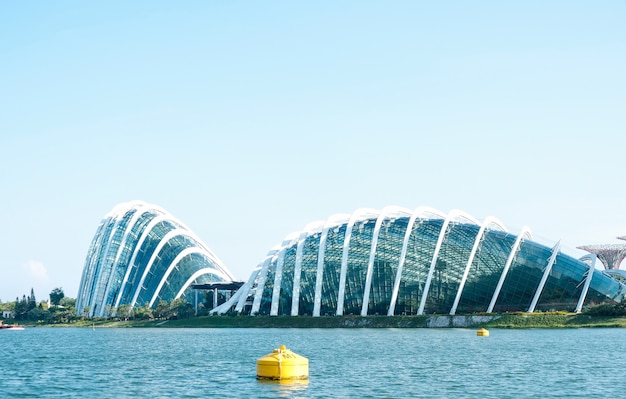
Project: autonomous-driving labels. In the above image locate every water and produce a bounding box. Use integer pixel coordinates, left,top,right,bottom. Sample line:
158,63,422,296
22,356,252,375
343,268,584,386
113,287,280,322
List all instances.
2,327,626,398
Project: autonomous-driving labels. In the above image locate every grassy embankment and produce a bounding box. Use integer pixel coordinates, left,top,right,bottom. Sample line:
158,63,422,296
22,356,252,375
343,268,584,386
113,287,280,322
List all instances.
481,313,626,328
22,313,626,329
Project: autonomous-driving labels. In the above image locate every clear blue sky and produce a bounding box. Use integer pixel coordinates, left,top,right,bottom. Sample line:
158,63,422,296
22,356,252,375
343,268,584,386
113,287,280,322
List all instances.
1,1,625,302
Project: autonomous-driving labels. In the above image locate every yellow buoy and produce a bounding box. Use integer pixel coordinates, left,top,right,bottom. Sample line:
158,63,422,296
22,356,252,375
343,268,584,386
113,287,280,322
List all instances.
256,345,309,381
476,328,490,337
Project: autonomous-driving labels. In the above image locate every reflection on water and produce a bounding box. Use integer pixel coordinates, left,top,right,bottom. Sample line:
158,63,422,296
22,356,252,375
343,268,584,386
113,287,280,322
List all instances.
257,379,310,398
2,327,626,398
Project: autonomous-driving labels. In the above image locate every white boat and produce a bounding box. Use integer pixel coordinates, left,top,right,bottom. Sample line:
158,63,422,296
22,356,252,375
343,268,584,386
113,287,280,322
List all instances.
0,320,24,330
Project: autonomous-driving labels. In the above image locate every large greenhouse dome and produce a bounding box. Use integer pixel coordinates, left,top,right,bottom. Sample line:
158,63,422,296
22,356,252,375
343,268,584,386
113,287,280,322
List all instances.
212,206,626,316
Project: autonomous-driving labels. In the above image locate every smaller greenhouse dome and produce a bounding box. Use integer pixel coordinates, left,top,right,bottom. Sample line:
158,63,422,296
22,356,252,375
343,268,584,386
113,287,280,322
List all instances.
76,201,235,317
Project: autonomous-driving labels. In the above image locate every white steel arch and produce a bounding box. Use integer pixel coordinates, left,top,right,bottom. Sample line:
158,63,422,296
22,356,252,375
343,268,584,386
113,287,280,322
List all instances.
129,229,216,309
449,216,508,315
487,226,533,313
250,258,272,315
114,200,197,293
76,218,107,311
175,268,217,299
418,210,480,315
313,214,350,317
233,267,261,313
388,206,447,315
98,204,156,316
270,248,288,316
361,206,412,316
113,214,176,309
267,233,299,316
292,221,325,316
85,215,116,316
527,240,561,313
91,215,127,316
250,245,289,315
85,216,122,316
211,262,264,315
115,206,233,311
336,208,379,316
148,247,231,307
77,217,110,314
575,254,597,313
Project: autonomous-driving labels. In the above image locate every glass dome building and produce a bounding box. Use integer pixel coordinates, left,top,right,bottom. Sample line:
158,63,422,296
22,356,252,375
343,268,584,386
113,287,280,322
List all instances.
212,206,626,316
76,201,235,317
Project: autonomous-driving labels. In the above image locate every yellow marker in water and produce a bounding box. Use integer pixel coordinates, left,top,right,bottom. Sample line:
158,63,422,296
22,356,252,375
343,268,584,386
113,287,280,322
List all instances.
256,345,309,380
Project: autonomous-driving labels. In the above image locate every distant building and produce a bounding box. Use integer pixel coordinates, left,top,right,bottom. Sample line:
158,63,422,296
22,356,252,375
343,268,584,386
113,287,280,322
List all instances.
2,310,14,318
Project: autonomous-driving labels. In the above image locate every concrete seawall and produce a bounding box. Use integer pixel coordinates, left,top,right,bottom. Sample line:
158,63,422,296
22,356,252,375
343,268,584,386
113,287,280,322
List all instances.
336,315,500,328
426,315,500,328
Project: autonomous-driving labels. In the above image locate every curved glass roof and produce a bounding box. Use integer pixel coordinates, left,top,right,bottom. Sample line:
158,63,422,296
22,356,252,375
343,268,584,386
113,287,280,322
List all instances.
212,207,626,316
76,200,234,317
78,202,626,318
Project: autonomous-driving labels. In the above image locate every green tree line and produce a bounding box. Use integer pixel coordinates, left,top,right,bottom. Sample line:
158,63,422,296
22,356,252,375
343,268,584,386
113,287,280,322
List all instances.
0,287,77,324
0,287,223,324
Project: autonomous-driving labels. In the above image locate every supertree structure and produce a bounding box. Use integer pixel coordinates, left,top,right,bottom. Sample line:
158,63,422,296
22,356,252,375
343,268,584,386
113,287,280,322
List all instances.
577,243,626,270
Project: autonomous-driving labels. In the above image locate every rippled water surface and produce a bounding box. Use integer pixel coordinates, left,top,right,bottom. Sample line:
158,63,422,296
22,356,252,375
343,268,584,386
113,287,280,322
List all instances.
2,327,626,398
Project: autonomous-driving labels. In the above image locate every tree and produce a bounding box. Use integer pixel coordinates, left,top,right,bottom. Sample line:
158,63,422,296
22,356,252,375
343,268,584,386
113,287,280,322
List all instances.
169,298,193,319
60,297,75,309
116,304,131,320
15,295,29,320
154,300,170,320
50,307,76,324
28,288,36,311
49,288,65,306
179,302,194,319
169,298,194,319
133,304,153,320
0,300,14,312
27,307,50,323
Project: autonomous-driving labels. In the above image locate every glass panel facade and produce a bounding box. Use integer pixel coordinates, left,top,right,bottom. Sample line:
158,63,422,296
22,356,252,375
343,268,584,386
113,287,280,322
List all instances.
424,222,479,314
320,225,346,315
343,220,375,315
455,230,515,313
278,246,297,315
535,254,587,311
81,202,626,318
495,240,549,312
587,270,626,306
258,259,275,316
368,218,408,315
395,219,442,315
298,234,321,316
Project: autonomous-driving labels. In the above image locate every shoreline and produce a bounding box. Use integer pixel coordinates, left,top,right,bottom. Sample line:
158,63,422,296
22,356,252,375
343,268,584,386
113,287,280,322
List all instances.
18,313,626,329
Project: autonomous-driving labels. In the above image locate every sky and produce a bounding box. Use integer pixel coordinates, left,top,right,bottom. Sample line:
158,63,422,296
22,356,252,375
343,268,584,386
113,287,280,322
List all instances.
1,1,625,302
